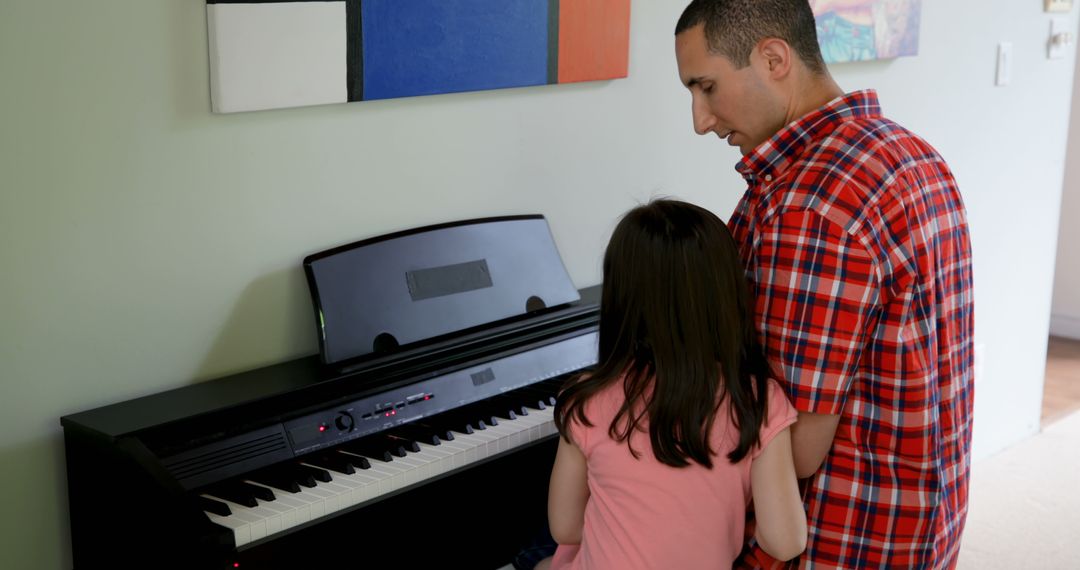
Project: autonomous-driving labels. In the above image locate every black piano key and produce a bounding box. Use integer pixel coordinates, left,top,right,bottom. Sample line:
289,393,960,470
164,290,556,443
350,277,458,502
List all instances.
386,434,422,453
248,470,301,493
514,385,556,409
251,464,316,491
393,423,443,446
415,416,467,438
306,453,355,475
205,481,259,508
451,402,500,428
490,394,530,416
199,496,232,517
298,463,333,483
425,412,477,435
243,481,276,501
339,438,395,462
475,398,518,422
536,377,570,398
330,450,371,470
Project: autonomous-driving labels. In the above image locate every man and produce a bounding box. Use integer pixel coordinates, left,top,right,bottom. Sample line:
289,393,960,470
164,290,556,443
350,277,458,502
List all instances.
674,1,974,568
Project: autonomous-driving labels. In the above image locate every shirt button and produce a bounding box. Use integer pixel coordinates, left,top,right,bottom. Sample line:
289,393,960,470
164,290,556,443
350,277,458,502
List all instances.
764,174,773,182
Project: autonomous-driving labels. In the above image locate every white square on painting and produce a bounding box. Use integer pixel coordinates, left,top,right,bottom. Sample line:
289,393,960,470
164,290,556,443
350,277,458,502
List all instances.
207,2,347,113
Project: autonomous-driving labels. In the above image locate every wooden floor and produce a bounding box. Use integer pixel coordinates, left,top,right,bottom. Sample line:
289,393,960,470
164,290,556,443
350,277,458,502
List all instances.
1042,336,1080,426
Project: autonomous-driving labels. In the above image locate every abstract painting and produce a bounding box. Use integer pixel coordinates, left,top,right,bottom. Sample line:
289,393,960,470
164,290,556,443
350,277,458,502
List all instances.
810,0,922,63
206,0,631,113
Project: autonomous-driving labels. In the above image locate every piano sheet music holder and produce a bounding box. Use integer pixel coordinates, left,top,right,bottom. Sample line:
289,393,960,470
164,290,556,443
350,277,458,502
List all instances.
61,215,599,569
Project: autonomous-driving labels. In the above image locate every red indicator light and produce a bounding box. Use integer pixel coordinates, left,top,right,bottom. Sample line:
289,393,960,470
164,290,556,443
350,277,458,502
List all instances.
233,563,240,568
424,395,431,400
318,425,327,432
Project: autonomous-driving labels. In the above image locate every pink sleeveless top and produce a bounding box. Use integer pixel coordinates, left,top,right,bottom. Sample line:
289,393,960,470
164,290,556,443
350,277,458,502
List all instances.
551,378,796,570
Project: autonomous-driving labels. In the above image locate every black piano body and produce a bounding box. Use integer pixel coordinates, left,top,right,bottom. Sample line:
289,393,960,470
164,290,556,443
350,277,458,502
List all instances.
61,216,599,569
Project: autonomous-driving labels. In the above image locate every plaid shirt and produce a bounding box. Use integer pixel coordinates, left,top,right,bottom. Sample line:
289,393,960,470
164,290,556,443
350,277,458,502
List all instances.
730,91,974,569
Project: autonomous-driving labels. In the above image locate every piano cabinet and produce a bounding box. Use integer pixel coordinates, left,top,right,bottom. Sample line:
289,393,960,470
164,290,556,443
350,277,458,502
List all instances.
64,420,559,569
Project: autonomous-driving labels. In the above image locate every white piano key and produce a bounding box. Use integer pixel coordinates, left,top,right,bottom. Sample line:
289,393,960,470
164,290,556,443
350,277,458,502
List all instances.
391,454,426,484
207,512,251,547
300,484,335,516
202,402,559,550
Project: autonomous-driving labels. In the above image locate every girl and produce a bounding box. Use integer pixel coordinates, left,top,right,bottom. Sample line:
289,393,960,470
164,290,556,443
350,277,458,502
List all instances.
545,199,805,569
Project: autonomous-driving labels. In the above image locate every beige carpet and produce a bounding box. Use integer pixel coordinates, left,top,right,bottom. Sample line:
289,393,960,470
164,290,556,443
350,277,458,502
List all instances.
957,409,1080,569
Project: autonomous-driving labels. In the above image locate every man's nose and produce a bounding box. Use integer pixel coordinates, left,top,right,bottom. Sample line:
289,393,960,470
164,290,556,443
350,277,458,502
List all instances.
692,98,716,135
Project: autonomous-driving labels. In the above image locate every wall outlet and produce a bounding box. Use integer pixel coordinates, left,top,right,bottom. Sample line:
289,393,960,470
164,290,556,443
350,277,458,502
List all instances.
1046,0,1073,12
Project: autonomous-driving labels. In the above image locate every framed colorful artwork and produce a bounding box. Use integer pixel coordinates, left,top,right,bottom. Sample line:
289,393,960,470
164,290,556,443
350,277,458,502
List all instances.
206,0,631,113
810,0,922,63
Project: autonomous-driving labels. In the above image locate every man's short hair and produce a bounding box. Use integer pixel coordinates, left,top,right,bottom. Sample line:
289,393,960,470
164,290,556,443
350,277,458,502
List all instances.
676,0,827,74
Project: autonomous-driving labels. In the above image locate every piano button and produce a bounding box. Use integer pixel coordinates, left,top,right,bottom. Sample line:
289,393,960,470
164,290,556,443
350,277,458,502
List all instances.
200,495,233,517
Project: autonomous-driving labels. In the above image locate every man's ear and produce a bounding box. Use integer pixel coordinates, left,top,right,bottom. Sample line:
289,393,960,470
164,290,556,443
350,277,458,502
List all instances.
757,38,793,79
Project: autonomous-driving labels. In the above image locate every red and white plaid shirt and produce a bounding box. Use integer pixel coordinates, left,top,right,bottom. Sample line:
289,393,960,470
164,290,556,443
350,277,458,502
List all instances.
730,91,974,569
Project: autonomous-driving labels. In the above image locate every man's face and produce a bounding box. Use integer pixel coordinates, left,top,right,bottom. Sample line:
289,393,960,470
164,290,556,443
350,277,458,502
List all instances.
675,24,782,156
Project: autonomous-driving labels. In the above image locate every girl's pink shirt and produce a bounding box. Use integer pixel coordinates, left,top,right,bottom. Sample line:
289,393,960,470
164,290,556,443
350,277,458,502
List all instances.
551,378,796,570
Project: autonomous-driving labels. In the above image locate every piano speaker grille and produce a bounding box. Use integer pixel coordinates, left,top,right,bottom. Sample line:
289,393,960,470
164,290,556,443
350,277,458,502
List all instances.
161,427,292,488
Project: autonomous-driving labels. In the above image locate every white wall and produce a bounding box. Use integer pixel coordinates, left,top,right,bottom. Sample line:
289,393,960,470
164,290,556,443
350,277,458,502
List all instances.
0,1,1076,568
1052,50,1080,340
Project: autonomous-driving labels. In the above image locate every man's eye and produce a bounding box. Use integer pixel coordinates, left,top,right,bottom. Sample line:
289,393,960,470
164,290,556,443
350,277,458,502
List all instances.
702,84,714,94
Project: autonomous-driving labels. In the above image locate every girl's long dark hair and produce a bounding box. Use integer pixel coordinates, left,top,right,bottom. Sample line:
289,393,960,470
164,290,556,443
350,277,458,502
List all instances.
555,199,773,467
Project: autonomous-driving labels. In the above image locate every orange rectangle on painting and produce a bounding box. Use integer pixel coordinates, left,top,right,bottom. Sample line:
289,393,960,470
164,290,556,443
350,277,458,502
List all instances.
557,0,630,84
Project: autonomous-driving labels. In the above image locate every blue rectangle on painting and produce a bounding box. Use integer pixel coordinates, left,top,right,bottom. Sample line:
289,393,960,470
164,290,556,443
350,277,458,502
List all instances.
362,0,549,100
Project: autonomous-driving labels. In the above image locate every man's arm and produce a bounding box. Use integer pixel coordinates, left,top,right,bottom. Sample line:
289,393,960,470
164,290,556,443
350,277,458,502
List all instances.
750,210,878,478
790,411,841,479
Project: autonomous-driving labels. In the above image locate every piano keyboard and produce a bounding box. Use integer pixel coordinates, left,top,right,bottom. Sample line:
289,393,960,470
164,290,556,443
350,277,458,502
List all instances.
201,395,559,548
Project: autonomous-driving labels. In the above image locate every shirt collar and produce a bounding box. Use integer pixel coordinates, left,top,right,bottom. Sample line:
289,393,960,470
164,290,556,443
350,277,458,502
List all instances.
735,90,883,184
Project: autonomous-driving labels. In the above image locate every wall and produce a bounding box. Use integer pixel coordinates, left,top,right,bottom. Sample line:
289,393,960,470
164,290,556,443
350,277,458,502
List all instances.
0,1,1076,568
1052,49,1080,340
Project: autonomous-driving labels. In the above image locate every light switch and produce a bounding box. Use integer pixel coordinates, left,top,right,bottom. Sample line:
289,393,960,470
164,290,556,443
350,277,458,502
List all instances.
1045,0,1072,13
1049,18,1074,59
996,42,1012,86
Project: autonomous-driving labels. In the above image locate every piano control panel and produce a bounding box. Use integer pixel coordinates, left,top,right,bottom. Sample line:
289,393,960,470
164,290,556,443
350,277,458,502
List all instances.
283,331,597,455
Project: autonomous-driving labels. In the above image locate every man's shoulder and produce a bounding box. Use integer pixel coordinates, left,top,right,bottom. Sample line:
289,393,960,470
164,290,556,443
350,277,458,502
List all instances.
773,116,946,228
